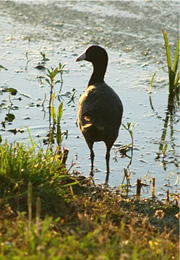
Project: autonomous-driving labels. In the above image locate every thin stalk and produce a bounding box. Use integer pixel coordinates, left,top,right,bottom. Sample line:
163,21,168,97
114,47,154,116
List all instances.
27,182,32,234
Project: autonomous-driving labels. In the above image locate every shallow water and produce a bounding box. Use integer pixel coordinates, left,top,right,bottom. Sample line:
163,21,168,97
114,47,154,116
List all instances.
0,0,179,199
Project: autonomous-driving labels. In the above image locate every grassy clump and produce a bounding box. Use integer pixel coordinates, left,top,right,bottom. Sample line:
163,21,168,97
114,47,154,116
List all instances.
150,31,179,114
163,30,179,105
0,141,76,216
0,142,179,259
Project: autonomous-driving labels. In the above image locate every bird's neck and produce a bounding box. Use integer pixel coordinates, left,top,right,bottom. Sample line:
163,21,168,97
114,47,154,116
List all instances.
88,62,107,86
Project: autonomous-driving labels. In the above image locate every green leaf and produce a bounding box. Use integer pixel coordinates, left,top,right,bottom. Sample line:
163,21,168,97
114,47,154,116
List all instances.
163,144,168,155
57,102,63,124
163,30,176,94
62,180,79,187
59,63,65,70
56,124,62,146
51,106,56,124
52,68,58,78
51,93,56,124
45,78,51,85
127,122,131,129
55,80,61,85
163,30,171,72
47,69,51,74
173,36,180,74
7,88,17,95
149,71,157,93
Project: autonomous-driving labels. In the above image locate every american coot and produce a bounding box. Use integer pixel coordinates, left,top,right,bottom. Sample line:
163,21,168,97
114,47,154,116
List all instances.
76,45,123,182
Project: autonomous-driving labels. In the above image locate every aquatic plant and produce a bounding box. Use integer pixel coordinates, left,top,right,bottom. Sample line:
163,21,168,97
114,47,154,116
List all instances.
113,122,136,195
120,122,135,195
40,52,49,62
67,88,77,104
58,62,66,94
163,30,179,109
0,64,8,71
0,87,17,128
122,122,134,163
45,64,65,147
25,51,31,71
35,52,49,70
150,31,179,113
149,31,179,168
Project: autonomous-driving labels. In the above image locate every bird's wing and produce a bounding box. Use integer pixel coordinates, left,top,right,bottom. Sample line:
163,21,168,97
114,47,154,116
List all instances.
78,84,122,131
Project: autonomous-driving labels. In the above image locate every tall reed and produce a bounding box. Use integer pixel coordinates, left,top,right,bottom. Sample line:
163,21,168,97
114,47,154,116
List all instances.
163,30,179,106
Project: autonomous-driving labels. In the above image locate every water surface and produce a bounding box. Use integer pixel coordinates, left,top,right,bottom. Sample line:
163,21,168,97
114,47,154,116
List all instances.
0,0,179,198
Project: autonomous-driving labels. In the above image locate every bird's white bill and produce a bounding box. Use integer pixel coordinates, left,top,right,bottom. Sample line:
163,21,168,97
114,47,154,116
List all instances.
76,52,86,62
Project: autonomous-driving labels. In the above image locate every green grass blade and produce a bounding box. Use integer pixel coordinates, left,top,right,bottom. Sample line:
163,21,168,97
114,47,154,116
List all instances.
149,71,157,93
51,93,56,124
163,30,171,72
163,30,175,94
27,127,35,150
173,36,180,74
174,70,180,87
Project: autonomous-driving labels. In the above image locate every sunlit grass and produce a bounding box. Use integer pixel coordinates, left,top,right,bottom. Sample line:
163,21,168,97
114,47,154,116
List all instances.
0,140,179,259
0,140,77,215
163,30,180,101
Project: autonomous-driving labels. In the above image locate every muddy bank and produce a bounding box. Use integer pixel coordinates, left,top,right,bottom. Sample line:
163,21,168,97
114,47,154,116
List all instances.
0,0,179,63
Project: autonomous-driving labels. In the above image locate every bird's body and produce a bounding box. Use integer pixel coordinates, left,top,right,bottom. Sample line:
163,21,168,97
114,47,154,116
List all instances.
78,82,122,146
76,45,123,181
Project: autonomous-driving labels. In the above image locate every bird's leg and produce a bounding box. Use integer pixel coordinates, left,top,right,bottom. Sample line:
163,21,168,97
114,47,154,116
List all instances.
105,149,110,173
90,147,95,176
105,147,110,183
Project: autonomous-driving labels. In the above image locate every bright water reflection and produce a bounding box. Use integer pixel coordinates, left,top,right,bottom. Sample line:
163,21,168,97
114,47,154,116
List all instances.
0,0,179,199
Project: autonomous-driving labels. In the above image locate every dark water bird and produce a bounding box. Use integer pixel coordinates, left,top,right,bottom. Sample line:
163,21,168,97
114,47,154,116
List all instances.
76,45,123,182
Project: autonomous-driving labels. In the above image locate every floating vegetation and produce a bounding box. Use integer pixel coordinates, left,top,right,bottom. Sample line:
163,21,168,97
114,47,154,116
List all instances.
0,87,18,96
0,87,18,129
35,52,50,70
0,64,8,71
35,63,46,70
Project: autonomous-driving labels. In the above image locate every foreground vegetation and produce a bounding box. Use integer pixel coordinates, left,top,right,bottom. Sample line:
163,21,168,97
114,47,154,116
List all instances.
0,141,179,259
